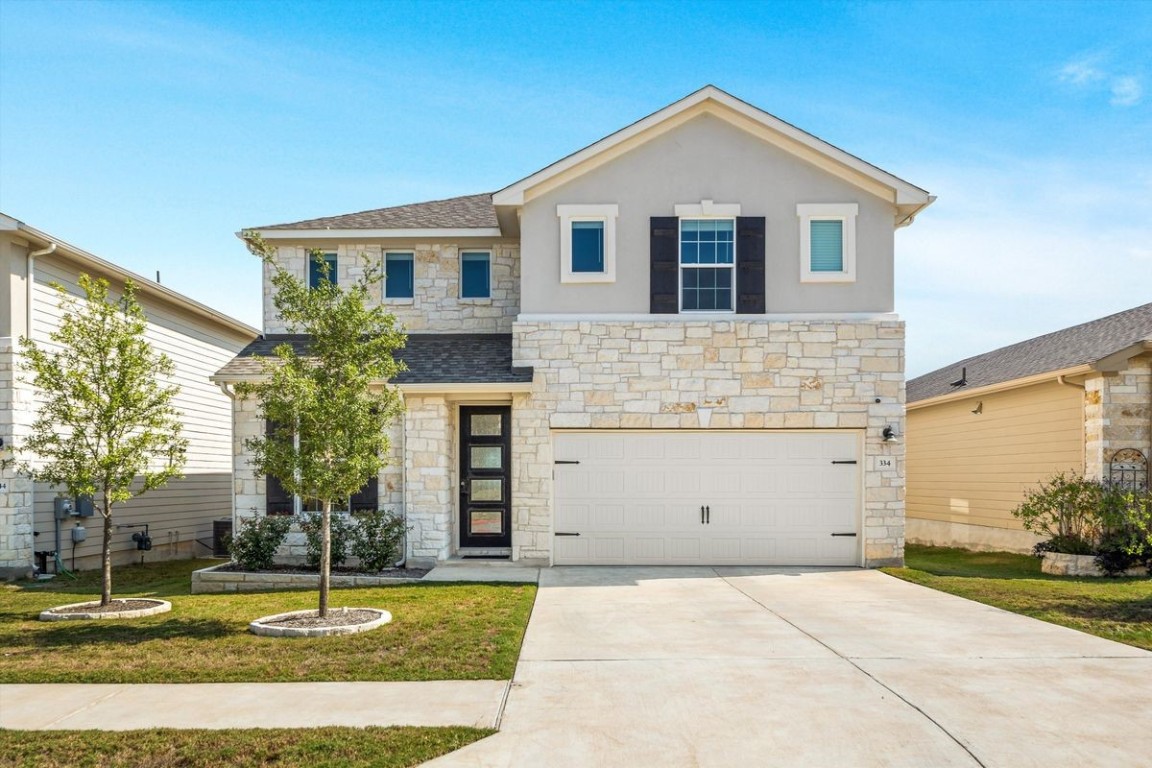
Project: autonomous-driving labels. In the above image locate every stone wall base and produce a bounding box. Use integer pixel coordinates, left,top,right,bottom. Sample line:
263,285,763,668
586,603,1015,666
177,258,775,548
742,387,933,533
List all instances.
191,563,423,594
907,517,1044,555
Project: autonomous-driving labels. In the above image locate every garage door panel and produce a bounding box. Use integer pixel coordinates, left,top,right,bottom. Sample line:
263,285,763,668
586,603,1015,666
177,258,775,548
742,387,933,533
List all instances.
552,431,860,566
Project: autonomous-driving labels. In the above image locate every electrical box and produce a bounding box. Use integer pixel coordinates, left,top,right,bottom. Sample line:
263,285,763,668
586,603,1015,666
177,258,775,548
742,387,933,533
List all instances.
75,495,95,518
71,525,87,543
54,497,74,519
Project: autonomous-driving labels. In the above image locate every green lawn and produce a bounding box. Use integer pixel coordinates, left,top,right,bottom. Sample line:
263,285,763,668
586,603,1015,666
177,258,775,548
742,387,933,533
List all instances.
883,545,1152,650
0,727,492,768
0,559,536,683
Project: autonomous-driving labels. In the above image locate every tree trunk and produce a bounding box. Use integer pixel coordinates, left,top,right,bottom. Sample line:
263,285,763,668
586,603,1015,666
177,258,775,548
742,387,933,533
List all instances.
319,500,331,618
101,496,113,606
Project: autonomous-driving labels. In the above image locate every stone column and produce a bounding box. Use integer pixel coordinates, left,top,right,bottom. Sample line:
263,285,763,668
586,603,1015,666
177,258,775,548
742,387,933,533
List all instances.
0,339,36,578
403,396,453,566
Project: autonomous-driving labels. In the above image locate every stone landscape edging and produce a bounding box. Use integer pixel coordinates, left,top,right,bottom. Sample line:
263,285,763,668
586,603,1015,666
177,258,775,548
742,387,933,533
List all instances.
39,599,173,621
191,562,423,593
248,607,393,638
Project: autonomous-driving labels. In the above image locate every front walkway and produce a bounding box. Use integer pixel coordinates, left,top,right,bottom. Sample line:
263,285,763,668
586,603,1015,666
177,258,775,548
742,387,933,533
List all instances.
421,566,1152,767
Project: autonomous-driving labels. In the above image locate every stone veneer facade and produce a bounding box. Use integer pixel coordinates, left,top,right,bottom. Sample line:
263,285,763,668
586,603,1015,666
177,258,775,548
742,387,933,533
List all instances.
0,340,36,577
508,319,907,566
1084,357,1152,483
264,243,519,334
229,318,908,568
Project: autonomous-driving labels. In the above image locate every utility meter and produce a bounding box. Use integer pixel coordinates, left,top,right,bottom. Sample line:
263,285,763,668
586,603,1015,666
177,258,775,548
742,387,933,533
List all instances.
54,497,74,519
71,524,87,543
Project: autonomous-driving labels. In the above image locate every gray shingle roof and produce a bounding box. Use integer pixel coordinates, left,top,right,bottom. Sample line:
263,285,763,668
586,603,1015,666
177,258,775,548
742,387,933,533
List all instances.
908,303,1152,403
254,193,497,230
214,333,533,385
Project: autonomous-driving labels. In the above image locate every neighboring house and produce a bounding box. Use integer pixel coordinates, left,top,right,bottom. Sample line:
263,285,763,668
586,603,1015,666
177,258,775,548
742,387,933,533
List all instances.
906,303,1152,553
213,86,934,568
0,214,259,578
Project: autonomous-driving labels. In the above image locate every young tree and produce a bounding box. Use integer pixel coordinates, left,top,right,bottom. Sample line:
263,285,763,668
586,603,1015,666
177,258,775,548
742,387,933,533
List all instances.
239,234,406,617
12,275,187,605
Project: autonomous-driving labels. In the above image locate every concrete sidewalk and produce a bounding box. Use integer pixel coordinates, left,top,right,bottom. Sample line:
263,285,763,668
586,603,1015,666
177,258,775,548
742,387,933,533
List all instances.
0,681,509,730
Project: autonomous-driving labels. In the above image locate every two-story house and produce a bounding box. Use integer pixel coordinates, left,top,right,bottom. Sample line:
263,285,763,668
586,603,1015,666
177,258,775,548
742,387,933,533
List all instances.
213,86,933,569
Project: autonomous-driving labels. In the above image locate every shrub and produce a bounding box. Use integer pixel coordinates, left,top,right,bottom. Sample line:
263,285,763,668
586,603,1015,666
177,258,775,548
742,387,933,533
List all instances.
1012,473,1110,555
351,510,409,572
229,515,291,571
1094,490,1152,576
298,512,355,569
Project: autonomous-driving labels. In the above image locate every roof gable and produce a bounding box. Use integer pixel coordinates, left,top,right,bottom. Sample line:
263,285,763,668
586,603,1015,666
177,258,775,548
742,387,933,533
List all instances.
492,85,933,222
908,302,1152,403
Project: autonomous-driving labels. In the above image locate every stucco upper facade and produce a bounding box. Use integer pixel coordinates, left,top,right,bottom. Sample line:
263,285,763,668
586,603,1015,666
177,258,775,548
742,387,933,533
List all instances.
222,86,932,570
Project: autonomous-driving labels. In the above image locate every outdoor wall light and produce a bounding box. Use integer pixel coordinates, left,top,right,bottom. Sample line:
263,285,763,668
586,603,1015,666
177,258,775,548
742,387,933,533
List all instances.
882,425,899,442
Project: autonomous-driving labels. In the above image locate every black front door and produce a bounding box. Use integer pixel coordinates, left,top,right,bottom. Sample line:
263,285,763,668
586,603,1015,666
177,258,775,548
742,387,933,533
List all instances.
459,406,512,549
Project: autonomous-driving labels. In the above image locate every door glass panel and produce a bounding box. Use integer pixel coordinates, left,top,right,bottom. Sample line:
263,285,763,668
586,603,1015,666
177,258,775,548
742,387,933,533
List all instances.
471,414,502,436
470,510,504,534
470,446,502,469
470,479,502,501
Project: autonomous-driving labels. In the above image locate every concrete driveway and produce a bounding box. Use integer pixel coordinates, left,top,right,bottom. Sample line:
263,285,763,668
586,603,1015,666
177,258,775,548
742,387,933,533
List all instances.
424,566,1152,768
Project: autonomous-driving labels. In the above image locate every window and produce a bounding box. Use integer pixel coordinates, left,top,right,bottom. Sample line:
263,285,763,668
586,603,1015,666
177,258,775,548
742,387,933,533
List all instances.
557,204,618,283
460,251,491,298
385,252,414,299
680,218,735,312
308,252,337,289
797,203,858,282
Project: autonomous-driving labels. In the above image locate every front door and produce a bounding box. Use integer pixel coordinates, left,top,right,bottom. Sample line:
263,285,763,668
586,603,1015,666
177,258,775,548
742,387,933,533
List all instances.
459,406,512,549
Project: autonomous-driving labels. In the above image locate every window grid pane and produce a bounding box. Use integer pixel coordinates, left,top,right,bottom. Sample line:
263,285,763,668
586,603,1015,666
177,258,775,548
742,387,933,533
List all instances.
385,253,414,298
571,221,604,272
810,220,844,272
680,219,734,265
680,219,734,311
461,252,491,298
309,253,337,289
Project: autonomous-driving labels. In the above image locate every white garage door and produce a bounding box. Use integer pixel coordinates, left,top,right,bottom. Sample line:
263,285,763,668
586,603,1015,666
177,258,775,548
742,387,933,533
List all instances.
553,431,861,566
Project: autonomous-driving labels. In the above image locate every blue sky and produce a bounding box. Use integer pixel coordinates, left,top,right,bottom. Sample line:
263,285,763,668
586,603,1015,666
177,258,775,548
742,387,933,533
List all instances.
1,0,1149,376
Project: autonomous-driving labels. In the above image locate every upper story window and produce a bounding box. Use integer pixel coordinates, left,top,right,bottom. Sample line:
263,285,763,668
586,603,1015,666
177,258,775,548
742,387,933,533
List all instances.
384,252,414,299
557,204,618,283
797,203,858,283
460,251,491,299
308,252,338,289
680,219,735,312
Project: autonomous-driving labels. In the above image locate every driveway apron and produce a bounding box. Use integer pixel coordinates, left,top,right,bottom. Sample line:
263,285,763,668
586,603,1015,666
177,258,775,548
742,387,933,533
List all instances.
423,566,1152,768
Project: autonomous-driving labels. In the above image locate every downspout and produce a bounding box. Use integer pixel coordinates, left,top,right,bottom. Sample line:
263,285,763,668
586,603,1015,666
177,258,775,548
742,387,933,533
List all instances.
215,383,239,535
26,242,56,571
1056,375,1085,390
1057,374,1090,479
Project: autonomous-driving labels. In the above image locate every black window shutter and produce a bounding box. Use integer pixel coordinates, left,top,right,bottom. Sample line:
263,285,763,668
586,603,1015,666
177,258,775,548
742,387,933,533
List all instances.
736,217,766,314
264,419,293,515
349,476,379,512
650,216,680,314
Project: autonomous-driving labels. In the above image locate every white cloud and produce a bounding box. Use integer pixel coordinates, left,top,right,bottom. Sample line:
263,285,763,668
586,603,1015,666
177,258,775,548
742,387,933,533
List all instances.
1110,76,1143,106
897,160,1152,377
1058,57,1106,86
1057,53,1144,108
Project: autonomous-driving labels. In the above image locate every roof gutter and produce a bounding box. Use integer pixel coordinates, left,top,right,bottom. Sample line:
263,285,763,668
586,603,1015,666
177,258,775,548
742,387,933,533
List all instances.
896,195,937,229
907,364,1095,410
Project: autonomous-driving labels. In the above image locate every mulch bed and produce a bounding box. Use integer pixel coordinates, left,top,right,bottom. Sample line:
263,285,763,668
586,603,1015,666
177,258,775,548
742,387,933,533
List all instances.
262,608,384,628
49,599,163,614
216,564,429,578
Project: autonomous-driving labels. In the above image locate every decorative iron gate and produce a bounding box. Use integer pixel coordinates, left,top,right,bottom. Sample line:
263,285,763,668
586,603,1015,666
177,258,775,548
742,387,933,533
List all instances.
1109,448,1148,491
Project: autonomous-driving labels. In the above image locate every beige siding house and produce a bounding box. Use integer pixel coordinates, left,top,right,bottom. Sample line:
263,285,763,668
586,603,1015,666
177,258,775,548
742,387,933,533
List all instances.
215,86,934,569
0,214,258,577
906,303,1152,552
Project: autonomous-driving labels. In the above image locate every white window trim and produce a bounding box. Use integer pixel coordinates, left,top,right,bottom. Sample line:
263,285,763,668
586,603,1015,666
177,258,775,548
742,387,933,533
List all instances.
673,199,741,218
797,203,857,283
460,249,492,300
383,250,416,303
557,204,618,283
678,216,737,314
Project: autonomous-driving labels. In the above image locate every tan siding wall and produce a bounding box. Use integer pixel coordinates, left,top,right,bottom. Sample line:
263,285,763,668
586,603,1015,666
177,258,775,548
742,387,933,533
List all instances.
906,380,1084,532
28,255,253,569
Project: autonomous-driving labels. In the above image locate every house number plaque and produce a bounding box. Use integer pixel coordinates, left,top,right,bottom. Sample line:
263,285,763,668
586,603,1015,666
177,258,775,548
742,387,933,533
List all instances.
877,458,894,469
